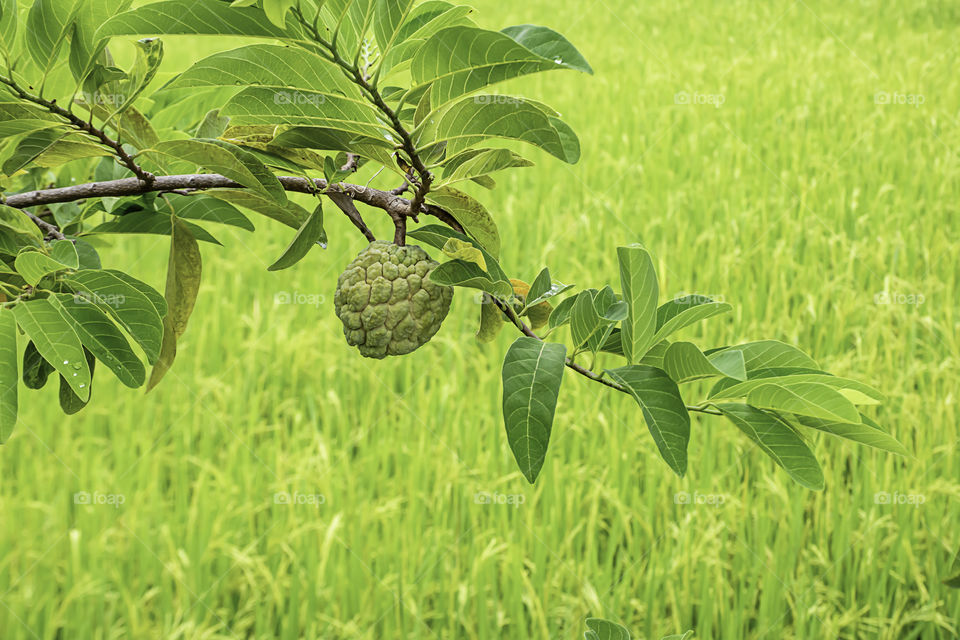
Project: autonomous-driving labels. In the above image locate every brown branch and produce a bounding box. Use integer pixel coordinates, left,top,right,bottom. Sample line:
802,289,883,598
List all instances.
340,153,359,173
26,213,66,241
0,75,155,185
392,215,406,246
326,189,376,242
1,174,459,238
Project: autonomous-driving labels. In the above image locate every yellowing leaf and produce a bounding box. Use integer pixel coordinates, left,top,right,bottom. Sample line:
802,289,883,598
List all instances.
442,237,486,270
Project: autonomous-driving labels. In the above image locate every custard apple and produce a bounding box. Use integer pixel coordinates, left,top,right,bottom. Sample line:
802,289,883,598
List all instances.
334,241,453,358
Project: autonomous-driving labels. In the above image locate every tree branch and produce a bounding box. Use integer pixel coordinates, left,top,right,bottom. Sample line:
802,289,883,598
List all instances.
1,174,458,236
0,74,155,185
26,213,66,241
296,23,435,243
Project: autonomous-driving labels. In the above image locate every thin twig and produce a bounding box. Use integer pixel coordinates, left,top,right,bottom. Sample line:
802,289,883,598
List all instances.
26,213,66,241
0,74,155,185
490,298,720,415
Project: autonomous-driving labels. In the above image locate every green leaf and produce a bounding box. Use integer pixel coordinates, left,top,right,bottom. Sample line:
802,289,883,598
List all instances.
526,269,552,303
524,268,573,309
111,36,164,114
49,293,145,389
0,102,59,121
322,0,377,59
439,148,533,187
0,120,66,140
547,293,577,329
716,403,825,490
411,25,591,107
28,138,112,167
586,287,623,352
68,0,133,85
106,106,159,150
194,109,230,139
97,1,292,38
746,382,862,424
502,24,593,74
12,298,91,401
269,127,396,169
378,1,475,77
105,269,167,318
164,195,254,231
652,297,732,345
421,186,501,258
14,247,75,286
58,348,95,415
605,365,689,476
617,244,658,364
49,239,79,268
712,340,819,372
373,0,418,55
429,259,512,298
594,286,628,321
205,189,310,231
570,290,602,349
163,44,361,97
22,341,55,390
267,202,326,271
3,129,68,176
418,97,579,163
476,294,504,343
147,218,202,390
0,310,17,443
441,237,486,270
794,414,909,456
149,139,286,203
639,340,672,368
62,269,164,364
406,224,508,282
262,0,297,27
0,0,18,52
584,617,630,640
0,205,44,242
501,336,566,483
222,87,387,140
89,212,222,245
26,0,81,78
709,371,884,405
663,341,747,383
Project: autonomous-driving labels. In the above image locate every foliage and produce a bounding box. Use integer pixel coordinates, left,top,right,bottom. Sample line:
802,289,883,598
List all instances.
0,0,903,489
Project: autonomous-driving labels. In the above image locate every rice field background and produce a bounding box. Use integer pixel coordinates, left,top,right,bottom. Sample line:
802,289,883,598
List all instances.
1,0,959,638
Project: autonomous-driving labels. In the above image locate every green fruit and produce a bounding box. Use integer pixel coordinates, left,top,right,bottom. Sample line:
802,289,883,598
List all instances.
334,241,453,359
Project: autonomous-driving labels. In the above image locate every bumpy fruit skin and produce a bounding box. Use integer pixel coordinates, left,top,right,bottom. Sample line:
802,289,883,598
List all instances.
334,241,453,359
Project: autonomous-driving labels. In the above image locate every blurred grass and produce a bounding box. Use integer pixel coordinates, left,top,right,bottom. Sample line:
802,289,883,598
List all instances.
1,0,959,638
